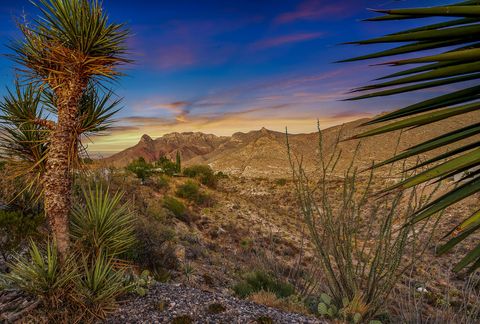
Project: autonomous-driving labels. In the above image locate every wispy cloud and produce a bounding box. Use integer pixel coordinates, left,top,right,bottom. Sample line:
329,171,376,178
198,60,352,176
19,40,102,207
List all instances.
250,32,324,51
275,0,350,24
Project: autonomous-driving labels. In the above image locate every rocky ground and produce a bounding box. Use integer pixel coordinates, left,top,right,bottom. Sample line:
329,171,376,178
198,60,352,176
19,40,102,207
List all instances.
106,283,323,324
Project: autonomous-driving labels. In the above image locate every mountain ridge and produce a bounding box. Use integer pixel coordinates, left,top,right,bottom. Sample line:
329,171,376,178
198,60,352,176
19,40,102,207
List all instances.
100,113,478,178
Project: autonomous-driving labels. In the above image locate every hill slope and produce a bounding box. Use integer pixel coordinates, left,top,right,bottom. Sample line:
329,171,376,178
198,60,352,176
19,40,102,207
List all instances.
100,112,479,177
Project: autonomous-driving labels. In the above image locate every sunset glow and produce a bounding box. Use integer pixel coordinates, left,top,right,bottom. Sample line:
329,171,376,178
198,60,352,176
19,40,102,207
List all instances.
0,0,450,155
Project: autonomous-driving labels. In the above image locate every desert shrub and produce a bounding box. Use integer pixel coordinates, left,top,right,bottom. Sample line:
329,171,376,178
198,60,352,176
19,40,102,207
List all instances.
70,186,136,258
275,178,287,186
155,156,178,176
130,218,178,272
233,270,295,299
125,269,155,297
145,200,172,222
163,196,189,222
176,180,214,207
248,290,308,315
183,165,217,188
155,175,170,190
288,127,441,322
215,171,228,179
172,315,193,324
207,302,226,314
176,180,200,199
0,209,43,262
393,273,480,323
126,157,154,183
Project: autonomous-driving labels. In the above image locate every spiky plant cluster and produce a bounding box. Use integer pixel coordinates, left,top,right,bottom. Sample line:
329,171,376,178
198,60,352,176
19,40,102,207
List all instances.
70,186,136,258
288,125,443,322
2,186,136,321
342,1,480,273
10,0,130,87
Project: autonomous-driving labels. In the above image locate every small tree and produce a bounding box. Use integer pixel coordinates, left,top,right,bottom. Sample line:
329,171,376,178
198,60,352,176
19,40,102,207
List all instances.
0,0,130,260
126,157,153,184
175,151,182,173
155,156,177,176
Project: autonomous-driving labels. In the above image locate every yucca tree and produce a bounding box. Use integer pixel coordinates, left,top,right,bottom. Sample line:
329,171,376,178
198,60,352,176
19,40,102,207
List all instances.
1,0,129,261
342,1,480,272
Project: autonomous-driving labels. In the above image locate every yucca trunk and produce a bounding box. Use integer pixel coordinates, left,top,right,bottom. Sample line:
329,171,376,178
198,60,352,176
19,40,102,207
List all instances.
43,79,85,261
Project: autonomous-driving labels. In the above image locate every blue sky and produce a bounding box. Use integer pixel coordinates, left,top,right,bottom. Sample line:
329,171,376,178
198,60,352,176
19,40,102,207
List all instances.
0,0,455,154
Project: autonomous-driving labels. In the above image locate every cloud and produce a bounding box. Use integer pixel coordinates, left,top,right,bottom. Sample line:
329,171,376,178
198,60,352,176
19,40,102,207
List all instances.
250,32,324,51
275,0,350,24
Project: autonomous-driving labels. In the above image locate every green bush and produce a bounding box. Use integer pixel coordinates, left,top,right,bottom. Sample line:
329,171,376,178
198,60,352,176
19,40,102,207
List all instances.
126,157,154,183
176,181,214,207
183,165,217,188
233,271,295,299
275,178,287,186
155,156,178,176
130,219,178,272
163,196,188,221
70,186,136,258
155,175,170,190
0,209,43,261
176,180,200,199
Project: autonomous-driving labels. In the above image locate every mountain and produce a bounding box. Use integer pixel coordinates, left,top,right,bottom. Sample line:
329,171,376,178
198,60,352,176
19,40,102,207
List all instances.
100,112,479,177
102,132,229,168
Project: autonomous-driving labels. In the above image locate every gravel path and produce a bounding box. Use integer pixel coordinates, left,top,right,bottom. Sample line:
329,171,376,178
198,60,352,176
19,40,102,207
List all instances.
106,283,324,324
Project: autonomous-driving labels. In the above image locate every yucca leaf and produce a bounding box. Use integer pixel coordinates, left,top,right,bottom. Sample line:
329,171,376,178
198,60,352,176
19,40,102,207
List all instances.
453,243,480,272
375,61,459,80
373,6,480,18
353,103,480,139
346,73,480,100
409,142,480,171
337,39,467,62
386,48,480,65
354,61,480,92
363,85,480,124
372,123,480,168
437,222,480,255
394,148,480,190
388,18,479,34
350,24,480,45
410,176,480,223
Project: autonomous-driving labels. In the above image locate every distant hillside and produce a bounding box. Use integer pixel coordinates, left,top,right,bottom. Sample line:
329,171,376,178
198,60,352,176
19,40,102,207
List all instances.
100,112,479,177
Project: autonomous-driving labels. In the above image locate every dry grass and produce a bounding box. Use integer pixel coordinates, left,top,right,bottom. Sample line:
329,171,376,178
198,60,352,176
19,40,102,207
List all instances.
248,290,309,315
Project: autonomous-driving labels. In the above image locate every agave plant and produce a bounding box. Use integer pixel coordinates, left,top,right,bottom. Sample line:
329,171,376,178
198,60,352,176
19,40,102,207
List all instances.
342,1,480,272
2,240,77,307
70,186,136,258
2,0,130,260
75,252,127,319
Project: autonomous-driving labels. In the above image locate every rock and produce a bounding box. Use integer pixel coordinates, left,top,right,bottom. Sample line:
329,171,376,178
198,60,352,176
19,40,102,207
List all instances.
106,283,324,323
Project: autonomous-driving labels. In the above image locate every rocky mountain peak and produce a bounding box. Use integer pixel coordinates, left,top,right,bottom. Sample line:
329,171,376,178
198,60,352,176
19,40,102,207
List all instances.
140,134,153,143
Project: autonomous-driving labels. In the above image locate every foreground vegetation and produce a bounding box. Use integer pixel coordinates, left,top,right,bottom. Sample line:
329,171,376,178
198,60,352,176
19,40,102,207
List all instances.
0,0,479,323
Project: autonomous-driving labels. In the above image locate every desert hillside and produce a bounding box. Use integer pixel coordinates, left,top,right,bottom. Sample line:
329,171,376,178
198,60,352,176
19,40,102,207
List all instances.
101,111,479,177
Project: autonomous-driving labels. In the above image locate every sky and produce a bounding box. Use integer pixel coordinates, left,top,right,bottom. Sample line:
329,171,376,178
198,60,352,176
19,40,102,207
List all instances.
0,0,455,155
